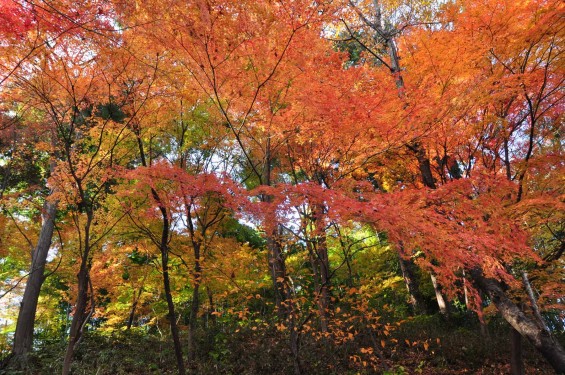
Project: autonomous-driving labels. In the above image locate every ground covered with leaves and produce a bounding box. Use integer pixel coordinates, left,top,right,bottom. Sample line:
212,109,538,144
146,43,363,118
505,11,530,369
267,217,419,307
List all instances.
1,314,558,375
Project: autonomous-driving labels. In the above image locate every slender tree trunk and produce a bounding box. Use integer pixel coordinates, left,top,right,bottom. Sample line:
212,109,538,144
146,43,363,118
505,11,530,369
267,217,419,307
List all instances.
266,224,288,319
522,271,548,332
12,201,57,357
316,236,330,332
126,298,138,331
511,326,525,375
188,242,201,362
289,313,301,375
374,5,448,315
397,248,426,315
126,274,147,330
135,131,185,375
262,142,289,320
472,270,565,373
61,266,90,375
307,237,329,332
430,273,449,316
205,285,216,326
409,143,436,189
313,203,331,333
62,211,94,375
159,212,186,375
62,232,93,375
306,204,331,332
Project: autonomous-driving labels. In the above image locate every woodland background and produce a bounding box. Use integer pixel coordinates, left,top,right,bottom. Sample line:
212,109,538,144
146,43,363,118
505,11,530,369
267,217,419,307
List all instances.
0,0,563,374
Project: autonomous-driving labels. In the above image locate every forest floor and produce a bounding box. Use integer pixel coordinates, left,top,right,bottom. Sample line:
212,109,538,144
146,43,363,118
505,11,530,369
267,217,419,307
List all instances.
0,314,559,375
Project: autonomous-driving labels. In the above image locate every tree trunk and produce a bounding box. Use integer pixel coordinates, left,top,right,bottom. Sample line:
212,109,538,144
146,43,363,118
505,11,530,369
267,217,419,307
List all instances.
126,298,138,331
12,201,57,357
62,211,94,375
472,270,565,373
159,211,186,375
307,237,330,333
511,326,525,375
136,132,185,375
162,245,185,375
522,271,549,332
397,250,426,315
205,285,216,327
126,276,146,330
430,273,449,316
266,226,288,320
62,262,91,375
188,242,201,362
316,238,330,332
410,143,437,189
313,204,331,333
262,141,290,320
289,314,301,375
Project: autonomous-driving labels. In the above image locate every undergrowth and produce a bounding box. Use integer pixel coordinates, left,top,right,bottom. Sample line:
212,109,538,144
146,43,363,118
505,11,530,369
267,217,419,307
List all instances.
1,314,559,375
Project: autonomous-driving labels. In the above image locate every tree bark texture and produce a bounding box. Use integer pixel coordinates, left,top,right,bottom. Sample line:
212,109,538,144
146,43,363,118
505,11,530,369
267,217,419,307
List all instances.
430,273,449,316
511,326,525,375
266,225,289,320
160,210,186,375
188,241,201,362
13,201,57,356
472,270,565,373
62,258,91,375
397,251,427,315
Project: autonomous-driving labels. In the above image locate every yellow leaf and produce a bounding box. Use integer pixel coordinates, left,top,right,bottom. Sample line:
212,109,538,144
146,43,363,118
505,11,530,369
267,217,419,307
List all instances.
381,340,386,348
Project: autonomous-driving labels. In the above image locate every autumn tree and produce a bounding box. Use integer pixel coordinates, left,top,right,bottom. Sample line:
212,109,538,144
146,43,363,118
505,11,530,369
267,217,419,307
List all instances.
0,0,121,364
337,0,565,370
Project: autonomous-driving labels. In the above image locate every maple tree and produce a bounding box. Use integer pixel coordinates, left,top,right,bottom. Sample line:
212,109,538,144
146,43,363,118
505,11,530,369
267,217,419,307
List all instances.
0,0,564,374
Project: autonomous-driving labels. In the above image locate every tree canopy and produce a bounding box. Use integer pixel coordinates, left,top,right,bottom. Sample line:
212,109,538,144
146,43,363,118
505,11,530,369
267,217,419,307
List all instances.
0,0,564,374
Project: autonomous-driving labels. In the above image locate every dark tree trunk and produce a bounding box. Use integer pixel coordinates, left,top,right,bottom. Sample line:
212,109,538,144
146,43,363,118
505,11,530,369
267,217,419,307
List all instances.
205,285,216,326
397,250,426,315
312,204,331,333
162,247,185,375
307,237,330,332
411,145,456,315
159,211,186,375
62,210,95,375
135,131,185,375
472,270,565,373
12,201,57,357
126,275,147,330
262,142,290,320
266,225,288,320
126,298,138,331
316,238,330,332
188,242,201,362
511,326,525,375
289,314,301,375
410,142,437,189
62,253,91,375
